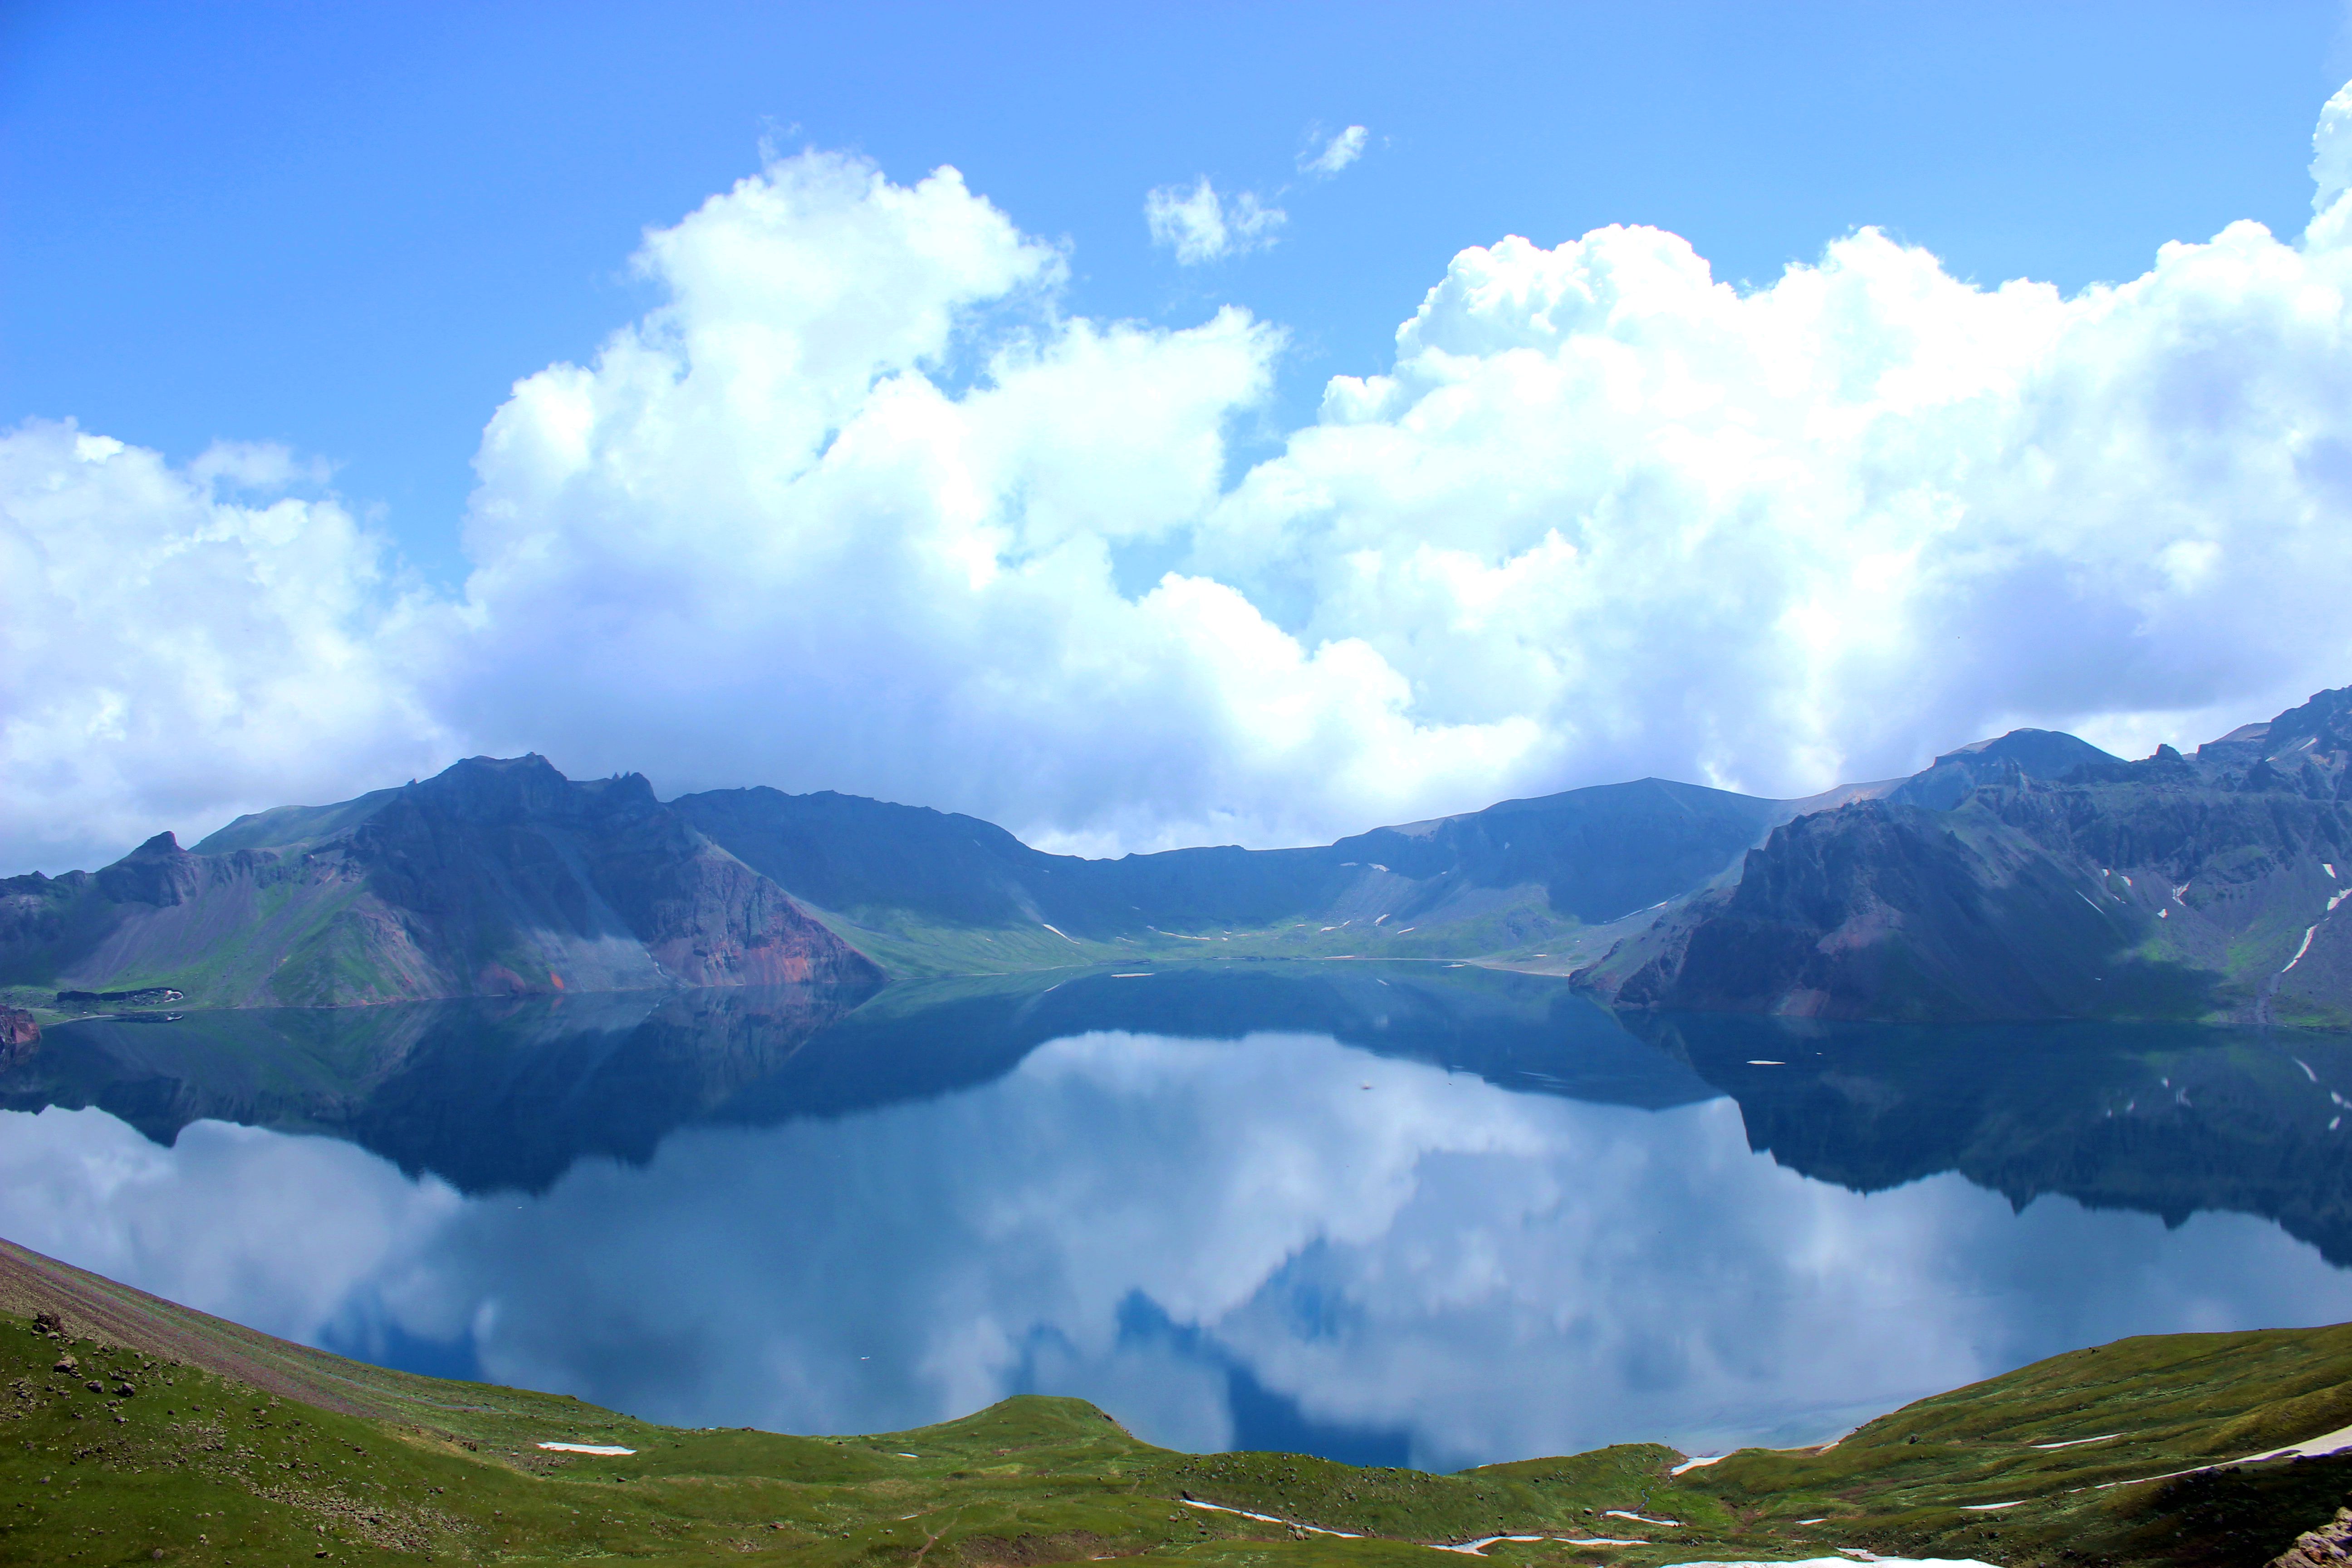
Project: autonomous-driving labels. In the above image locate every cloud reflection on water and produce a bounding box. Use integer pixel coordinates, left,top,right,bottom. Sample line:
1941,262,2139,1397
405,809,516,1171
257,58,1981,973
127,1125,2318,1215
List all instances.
6,1025,2352,1470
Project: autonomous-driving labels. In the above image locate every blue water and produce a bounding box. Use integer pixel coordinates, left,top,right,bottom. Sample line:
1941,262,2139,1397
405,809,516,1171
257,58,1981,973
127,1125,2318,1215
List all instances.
5,963,2351,1471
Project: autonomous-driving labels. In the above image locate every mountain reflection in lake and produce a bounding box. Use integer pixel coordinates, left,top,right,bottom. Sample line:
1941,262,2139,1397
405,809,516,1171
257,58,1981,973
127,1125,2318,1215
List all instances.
6,964,2352,1471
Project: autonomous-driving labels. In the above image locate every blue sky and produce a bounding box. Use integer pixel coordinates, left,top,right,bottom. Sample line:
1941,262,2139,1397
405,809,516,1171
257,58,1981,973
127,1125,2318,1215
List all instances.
10,2,2352,869
6,2,2345,583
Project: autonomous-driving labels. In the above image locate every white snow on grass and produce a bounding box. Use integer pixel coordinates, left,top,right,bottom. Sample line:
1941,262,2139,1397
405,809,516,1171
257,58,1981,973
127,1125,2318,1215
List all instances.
2284,926,2320,973
2029,1433,2119,1450
536,1442,635,1455
1670,1454,1727,1475
1960,1500,2026,1511
1179,1498,1362,1538
2095,1418,2352,1492
1606,1510,1682,1525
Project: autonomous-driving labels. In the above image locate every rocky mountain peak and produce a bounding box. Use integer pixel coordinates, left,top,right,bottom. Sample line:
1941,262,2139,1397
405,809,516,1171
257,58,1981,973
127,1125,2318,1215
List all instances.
93,832,200,907
403,754,583,824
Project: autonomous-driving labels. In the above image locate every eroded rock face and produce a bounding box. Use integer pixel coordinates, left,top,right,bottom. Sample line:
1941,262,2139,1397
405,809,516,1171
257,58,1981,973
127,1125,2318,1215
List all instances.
0,1005,37,1064
2268,1505,2352,1568
0,755,883,1009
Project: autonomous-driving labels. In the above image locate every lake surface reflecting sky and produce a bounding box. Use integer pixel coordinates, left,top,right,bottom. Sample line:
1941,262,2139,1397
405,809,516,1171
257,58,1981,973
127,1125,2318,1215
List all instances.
7,965,2352,1472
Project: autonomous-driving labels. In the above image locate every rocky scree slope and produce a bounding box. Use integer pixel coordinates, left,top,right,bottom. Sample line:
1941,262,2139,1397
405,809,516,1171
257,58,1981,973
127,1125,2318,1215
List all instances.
1576,692,2352,1025
0,755,880,1009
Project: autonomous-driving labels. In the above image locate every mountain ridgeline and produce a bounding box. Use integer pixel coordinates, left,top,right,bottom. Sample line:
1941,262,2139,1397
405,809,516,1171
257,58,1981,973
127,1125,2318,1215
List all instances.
1575,691,2352,1027
5,686,2352,1024
0,764,1817,1008
0,756,883,1009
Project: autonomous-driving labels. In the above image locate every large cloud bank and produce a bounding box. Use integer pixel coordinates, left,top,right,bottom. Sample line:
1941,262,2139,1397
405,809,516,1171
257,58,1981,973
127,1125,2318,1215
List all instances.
13,88,2352,869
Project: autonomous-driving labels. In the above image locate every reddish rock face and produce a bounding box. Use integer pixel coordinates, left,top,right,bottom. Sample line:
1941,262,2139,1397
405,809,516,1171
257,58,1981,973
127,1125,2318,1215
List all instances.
0,1005,37,1063
0,754,884,1009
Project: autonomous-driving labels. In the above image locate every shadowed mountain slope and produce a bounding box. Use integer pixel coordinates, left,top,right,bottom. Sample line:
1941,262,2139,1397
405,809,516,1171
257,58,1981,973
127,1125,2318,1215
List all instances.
671,776,1799,973
0,755,880,1009
1576,688,2352,1025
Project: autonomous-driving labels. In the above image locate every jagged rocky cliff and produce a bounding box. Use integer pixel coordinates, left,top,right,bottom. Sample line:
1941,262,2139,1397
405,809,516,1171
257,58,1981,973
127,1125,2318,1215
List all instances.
0,756,882,1009
1574,692,2352,1025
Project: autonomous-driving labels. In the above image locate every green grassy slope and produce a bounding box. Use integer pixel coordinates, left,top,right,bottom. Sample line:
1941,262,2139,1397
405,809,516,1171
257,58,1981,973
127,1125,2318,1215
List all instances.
10,1235,2352,1567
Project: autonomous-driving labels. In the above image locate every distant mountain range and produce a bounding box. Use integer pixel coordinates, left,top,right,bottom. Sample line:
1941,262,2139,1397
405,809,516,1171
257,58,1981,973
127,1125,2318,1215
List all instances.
4,687,2349,1025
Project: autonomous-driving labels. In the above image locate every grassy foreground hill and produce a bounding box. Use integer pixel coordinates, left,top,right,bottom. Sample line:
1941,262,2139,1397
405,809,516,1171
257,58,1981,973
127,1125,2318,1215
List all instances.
10,1237,2352,1568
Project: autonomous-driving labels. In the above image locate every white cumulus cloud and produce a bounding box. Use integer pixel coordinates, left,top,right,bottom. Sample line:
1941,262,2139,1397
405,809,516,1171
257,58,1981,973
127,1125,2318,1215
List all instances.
1145,175,1286,264
0,425,449,870
1300,124,1368,177
13,84,2352,872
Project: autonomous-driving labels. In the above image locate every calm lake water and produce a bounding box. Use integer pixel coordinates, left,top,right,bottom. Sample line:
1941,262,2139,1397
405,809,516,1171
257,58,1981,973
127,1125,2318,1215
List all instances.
7,963,2352,1471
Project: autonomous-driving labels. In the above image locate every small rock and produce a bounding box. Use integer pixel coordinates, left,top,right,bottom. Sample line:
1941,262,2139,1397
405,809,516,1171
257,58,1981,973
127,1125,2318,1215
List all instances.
53,1356,76,1374
84,1380,102,1394
115,1382,134,1397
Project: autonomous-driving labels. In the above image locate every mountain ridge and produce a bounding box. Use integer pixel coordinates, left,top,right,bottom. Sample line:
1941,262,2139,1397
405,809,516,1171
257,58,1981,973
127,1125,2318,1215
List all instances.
1573,687,2352,1026
0,755,881,1010
10,688,2352,1023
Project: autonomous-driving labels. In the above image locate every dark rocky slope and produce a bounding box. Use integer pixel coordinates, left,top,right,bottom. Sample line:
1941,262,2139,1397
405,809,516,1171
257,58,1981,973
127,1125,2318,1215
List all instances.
1577,689,2352,1024
0,755,880,1009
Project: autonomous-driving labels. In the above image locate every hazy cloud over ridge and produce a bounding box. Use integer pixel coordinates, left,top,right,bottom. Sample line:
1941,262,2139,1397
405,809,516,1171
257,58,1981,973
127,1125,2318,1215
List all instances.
11,88,2352,870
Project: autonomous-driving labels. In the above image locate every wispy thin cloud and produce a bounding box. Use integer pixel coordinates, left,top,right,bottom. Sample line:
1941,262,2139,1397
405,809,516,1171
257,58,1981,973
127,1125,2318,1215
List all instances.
1144,176,1285,264
1300,124,1368,177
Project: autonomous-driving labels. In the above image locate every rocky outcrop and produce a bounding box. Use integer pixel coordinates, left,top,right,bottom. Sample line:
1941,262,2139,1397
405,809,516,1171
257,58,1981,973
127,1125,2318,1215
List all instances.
2269,1506,2352,1568
0,755,882,1009
1575,688,2352,1025
0,1005,36,1064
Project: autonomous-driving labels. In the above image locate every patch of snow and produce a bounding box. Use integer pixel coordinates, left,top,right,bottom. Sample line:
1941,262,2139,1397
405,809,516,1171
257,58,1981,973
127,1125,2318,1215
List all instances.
1747,1060,1785,1066
2290,925,2325,972
1039,923,1079,943
1960,1501,2026,1511
1670,1454,1727,1475
537,1442,635,1455
2095,1418,2352,1492
2030,1434,2119,1450
1112,973,1153,978
1605,1510,1681,1525
1179,1498,1361,1538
